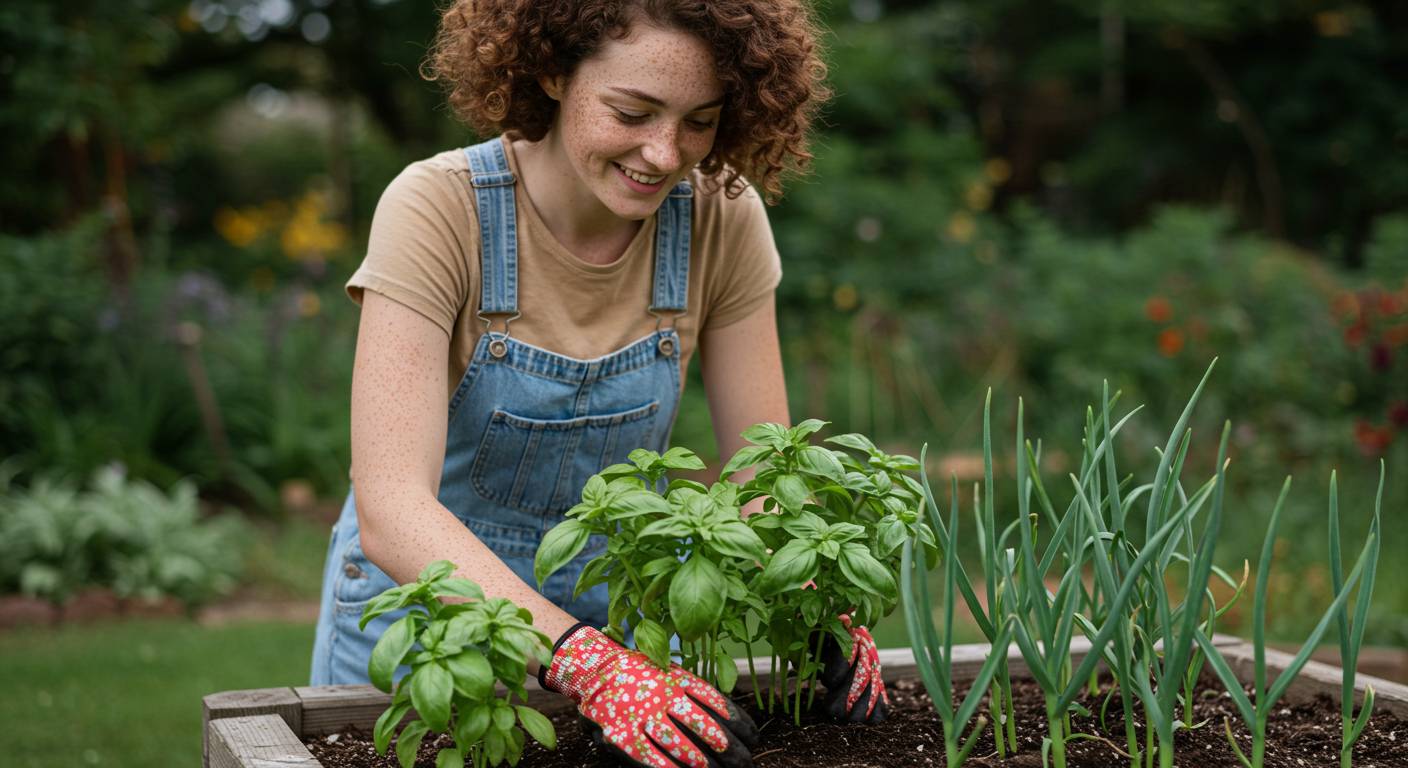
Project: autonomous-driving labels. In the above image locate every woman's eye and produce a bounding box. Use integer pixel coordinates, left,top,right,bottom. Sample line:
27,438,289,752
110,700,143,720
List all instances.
686,118,717,131
613,109,649,124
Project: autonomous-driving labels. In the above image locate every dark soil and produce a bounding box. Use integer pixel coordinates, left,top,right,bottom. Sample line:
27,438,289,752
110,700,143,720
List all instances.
306,675,1408,767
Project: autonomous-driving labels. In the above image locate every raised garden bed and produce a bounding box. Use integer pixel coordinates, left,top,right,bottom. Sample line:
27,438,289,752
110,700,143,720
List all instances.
203,636,1408,767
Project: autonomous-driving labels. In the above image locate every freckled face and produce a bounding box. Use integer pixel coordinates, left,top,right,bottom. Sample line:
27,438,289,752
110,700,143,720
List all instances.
545,23,724,222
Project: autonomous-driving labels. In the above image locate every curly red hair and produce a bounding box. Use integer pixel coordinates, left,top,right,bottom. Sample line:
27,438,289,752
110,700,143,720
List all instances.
424,0,829,201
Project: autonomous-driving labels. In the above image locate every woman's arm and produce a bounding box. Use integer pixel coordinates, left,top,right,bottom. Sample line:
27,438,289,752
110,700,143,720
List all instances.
350,290,580,658
699,293,790,510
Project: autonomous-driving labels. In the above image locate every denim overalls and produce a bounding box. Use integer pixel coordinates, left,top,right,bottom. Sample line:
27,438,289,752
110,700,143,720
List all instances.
310,137,692,684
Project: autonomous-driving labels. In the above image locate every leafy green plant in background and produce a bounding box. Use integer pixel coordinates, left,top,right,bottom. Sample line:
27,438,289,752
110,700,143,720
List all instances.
535,423,928,725
361,561,556,768
0,462,248,611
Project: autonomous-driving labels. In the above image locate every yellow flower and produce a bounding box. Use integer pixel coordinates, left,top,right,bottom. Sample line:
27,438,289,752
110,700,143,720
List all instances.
214,207,264,247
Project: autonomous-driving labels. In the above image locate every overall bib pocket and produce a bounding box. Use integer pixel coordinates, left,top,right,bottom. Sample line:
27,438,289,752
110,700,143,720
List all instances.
470,400,660,514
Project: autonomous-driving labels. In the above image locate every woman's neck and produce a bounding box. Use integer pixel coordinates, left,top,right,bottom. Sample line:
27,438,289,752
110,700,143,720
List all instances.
512,134,643,266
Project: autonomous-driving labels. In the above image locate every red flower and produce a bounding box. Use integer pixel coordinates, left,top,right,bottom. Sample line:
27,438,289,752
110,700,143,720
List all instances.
1145,296,1173,323
1157,328,1184,357
1354,420,1394,457
1370,343,1393,373
1344,323,1367,348
1390,401,1408,429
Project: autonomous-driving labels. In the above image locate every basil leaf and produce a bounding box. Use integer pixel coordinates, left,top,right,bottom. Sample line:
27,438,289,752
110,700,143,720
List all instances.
740,422,790,449
609,490,671,520
708,520,767,562
634,617,671,669
373,699,411,755
714,645,739,693
368,614,416,692
516,705,558,749
660,446,707,471
456,703,492,745
360,585,411,630
637,518,693,540
669,555,726,641
492,702,516,732
758,540,819,595
788,419,828,442
432,577,484,602
445,647,494,699
581,474,608,506
409,661,454,733
781,510,827,539
435,747,464,768
824,433,877,455
876,515,908,555
418,560,456,583
838,542,897,598
720,445,774,479
772,474,810,513
573,556,612,599
797,445,845,481
394,720,429,768
533,519,590,588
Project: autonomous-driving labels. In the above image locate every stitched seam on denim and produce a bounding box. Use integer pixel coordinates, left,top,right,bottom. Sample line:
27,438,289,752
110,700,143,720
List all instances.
508,417,540,509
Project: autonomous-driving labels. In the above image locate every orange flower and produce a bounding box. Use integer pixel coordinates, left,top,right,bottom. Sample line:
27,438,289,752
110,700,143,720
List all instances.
1331,291,1359,320
1145,296,1173,323
1157,328,1184,357
1379,291,1405,317
1384,324,1408,348
1354,420,1394,457
1344,323,1367,348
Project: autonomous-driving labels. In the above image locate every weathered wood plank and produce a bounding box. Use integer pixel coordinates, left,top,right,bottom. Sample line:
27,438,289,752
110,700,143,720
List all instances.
202,687,300,767
208,714,320,768
1217,642,1408,719
294,682,564,737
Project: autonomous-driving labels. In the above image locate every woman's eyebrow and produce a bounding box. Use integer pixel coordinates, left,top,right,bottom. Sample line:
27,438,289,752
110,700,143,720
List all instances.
608,86,724,111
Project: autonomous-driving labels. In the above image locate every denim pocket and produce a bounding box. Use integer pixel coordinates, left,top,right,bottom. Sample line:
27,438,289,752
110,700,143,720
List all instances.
471,400,661,514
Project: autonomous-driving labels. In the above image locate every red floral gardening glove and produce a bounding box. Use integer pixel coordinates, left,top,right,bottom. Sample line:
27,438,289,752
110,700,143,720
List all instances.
817,614,890,723
539,623,758,768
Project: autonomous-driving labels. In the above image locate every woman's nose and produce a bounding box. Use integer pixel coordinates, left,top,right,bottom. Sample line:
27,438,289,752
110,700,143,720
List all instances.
641,124,682,172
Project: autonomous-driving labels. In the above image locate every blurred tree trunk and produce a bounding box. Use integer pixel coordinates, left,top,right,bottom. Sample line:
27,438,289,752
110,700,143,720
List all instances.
100,129,139,293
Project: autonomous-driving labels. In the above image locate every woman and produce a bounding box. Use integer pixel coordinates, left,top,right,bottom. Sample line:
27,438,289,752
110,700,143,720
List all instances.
311,2,884,765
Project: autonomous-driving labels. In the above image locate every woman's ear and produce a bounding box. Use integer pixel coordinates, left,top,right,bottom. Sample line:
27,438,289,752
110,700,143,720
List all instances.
539,74,566,102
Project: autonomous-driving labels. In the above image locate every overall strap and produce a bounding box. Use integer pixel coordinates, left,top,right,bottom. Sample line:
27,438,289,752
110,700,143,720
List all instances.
464,138,519,321
649,180,693,317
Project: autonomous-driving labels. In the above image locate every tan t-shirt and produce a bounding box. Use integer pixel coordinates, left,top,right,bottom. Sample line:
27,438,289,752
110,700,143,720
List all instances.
346,136,783,398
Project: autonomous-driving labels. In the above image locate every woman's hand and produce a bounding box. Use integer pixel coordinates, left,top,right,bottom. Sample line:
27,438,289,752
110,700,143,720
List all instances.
541,624,758,767
817,614,890,723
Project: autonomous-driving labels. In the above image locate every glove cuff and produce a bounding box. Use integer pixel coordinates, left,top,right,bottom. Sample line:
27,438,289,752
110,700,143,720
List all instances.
537,622,615,701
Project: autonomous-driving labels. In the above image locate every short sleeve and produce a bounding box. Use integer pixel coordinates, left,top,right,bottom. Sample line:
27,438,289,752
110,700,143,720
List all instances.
701,185,783,330
345,159,474,335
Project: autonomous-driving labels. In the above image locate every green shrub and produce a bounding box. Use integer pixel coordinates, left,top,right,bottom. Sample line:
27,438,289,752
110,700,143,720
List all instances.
0,464,249,610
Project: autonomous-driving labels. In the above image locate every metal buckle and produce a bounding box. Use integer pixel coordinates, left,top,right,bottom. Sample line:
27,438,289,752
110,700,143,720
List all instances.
649,308,684,357
478,311,520,359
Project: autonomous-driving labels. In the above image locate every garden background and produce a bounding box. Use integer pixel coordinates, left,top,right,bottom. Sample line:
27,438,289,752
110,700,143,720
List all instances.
1,1,1405,765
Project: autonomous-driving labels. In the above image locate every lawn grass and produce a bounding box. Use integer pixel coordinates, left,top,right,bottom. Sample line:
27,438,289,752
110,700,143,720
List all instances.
0,618,315,768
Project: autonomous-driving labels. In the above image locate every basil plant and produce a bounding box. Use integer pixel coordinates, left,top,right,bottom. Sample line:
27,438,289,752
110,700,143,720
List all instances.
533,421,934,724
361,560,557,768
